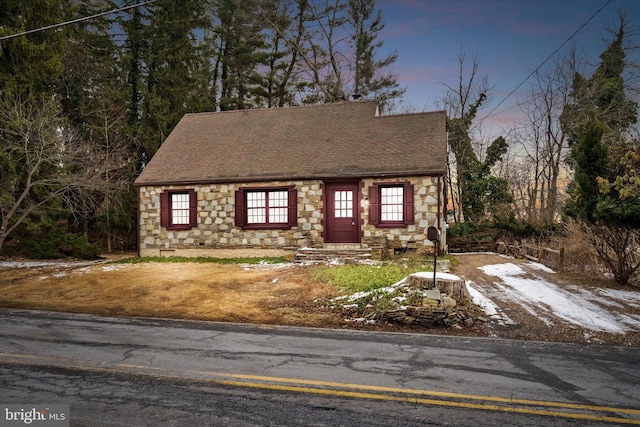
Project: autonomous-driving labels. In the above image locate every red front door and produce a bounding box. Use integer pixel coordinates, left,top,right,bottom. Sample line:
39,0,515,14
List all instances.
325,181,360,243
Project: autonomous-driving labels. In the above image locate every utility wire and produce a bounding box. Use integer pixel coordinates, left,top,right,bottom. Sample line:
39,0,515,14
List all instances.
479,0,612,125
0,0,160,42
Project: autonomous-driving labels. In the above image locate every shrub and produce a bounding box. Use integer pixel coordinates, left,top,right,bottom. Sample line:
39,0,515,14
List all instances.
16,232,101,260
448,222,478,237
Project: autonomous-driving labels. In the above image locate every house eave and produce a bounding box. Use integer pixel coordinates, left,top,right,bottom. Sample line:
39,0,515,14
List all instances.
133,170,447,187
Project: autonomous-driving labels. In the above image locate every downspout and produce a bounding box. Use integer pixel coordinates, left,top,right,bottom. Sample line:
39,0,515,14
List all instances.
437,175,442,254
136,187,140,257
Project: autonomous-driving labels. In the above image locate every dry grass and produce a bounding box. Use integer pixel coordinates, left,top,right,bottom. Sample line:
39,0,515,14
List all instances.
2,254,640,345
0,262,343,327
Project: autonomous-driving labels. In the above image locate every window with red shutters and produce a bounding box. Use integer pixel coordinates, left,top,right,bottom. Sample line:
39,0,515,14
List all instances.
234,186,297,229
160,189,197,230
368,182,414,227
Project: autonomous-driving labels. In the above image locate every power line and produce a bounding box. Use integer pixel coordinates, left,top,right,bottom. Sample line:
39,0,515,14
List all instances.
479,0,612,126
0,0,161,42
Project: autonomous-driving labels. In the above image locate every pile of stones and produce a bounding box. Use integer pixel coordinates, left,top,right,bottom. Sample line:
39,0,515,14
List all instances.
381,287,477,328
334,270,483,329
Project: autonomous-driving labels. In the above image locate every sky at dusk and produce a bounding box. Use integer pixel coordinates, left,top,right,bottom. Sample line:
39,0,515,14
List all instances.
376,0,639,136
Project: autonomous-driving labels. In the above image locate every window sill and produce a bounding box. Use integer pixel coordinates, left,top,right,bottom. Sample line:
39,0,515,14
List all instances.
242,223,293,230
372,222,412,228
166,224,195,231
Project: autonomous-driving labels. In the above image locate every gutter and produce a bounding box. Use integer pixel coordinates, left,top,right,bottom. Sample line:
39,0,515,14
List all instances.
133,171,448,188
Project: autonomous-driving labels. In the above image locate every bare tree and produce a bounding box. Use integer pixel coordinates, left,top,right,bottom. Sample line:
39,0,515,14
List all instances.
301,0,350,103
582,223,640,286
92,99,130,252
260,0,346,104
0,96,126,252
513,51,577,224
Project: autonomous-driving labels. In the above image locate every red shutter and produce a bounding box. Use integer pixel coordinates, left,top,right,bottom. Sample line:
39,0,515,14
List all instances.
234,189,245,227
160,191,169,227
287,187,298,227
368,184,379,225
404,183,415,224
189,189,198,227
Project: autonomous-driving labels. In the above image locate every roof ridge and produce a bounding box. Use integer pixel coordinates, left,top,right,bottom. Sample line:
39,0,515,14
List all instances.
379,109,447,118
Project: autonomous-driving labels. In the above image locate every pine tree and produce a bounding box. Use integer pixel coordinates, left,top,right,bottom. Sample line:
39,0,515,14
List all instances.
562,25,637,167
214,0,269,110
347,0,403,106
0,0,66,98
261,0,309,108
140,0,215,152
57,0,134,250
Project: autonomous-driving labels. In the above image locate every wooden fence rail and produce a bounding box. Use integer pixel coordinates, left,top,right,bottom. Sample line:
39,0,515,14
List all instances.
498,241,565,271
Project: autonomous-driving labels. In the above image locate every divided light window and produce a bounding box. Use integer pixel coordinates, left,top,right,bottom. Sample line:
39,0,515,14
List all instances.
235,186,297,229
380,186,403,221
334,190,353,218
171,193,191,225
160,189,198,230
368,182,414,227
247,190,288,224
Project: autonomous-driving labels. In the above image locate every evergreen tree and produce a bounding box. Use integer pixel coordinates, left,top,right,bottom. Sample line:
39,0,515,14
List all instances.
140,0,215,153
261,0,309,108
117,0,214,165
347,0,404,107
0,1,71,253
562,25,637,168
214,0,269,110
57,1,136,250
0,0,66,99
563,22,640,285
564,24,639,225
564,115,608,223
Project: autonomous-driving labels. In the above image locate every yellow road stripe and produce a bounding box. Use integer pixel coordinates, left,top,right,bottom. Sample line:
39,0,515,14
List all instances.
223,373,640,416
216,380,640,425
2,352,639,424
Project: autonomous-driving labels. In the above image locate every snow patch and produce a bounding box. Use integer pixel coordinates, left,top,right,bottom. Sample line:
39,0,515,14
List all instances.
410,271,461,281
465,281,514,325
478,263,640,334
526,262,555,274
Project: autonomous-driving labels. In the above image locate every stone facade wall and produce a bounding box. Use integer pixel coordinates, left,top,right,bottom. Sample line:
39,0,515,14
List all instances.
138,180,324,257
138,176,445,257
362,176,445,254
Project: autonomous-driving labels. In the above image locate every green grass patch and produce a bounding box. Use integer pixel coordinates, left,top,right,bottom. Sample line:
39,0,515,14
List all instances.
312,261,434,293
114,256,287,265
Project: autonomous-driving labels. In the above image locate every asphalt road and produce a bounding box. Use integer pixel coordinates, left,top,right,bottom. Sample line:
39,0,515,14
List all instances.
1,308,639,426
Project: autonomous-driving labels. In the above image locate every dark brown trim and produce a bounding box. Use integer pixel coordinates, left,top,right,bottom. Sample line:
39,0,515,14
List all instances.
323,180,361,244
160,189,198,230
133,171,447,187
234,185,297,230
368,181,415,228
136,188,140,256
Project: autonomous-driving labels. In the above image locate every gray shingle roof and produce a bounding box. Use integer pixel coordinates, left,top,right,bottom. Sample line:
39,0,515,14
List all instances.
134,100,447,186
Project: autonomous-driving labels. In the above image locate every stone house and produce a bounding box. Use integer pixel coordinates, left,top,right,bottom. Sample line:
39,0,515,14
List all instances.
134,100,447,259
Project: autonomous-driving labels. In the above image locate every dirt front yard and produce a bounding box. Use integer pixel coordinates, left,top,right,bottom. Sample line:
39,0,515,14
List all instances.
1,253,639,347
0,260,344,328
